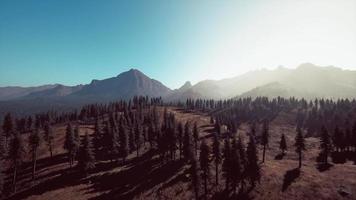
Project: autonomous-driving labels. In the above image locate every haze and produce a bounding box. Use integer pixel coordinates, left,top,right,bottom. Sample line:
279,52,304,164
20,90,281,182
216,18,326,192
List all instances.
0,0,355,89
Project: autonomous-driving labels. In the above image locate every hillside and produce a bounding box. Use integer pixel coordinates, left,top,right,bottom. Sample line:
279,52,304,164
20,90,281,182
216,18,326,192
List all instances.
3,107,356,200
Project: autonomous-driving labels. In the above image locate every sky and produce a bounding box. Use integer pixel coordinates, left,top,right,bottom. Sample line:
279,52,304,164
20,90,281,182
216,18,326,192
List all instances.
0,0,355,89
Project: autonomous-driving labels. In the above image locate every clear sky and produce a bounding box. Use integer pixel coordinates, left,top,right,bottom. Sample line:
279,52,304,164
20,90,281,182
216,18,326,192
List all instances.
0,0,355,89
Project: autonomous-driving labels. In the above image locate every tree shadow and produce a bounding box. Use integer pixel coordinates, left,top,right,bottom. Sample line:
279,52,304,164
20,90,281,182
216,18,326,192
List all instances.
6,169,81,200
274,153,285,160
331,152,346,164
282,168,300,192
87,151,184,200
316,163,333,172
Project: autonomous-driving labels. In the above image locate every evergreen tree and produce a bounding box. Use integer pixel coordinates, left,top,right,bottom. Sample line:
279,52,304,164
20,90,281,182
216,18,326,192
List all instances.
190,154,200,200
29,129,41,180
193,122,199,155
8,132,25,193
183,122,192,161
319,125,331,165
2,113,13,147
43,123,54,158
237,135,247,192
134,123,143,157
279,133,287,155
230,137,242,194
77,132,95,174
177,122,184,159
222,138,231,192
212,133,221,186
64,124,78,167
295,127,306,168
119,123,129,163
199,140,211,199
261,120,269,163
246,135,260,188
92,120,102,160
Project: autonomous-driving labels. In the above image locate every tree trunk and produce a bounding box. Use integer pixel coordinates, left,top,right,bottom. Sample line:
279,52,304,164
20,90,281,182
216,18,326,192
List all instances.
263,145,266,163
298,152,302,168
215,163,219,185
32,149,37,181
12,163,17,193
204,173,208,200
49,143,53,159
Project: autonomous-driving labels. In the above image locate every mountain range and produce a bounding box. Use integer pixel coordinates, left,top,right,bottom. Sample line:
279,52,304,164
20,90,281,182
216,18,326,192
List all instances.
1,63,356,117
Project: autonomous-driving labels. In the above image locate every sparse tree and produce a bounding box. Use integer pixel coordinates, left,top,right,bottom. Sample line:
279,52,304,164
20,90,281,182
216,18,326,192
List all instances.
8,132,25,193
43,123,54,158
279,133,287,155
2,113,13,147
177,122,184,159
29,129,41,180
183,122,192,161
193,122,199,155
222,138,231,192
77,132,95,174
319,125,331,165
134,123,143,157
64,124,78,167
190,155,200,200
212,133,221,186
295,127,306,168
261,120,269,163
199,140,210,199
230,137,242,194
119,123,129,163
246,135,260,188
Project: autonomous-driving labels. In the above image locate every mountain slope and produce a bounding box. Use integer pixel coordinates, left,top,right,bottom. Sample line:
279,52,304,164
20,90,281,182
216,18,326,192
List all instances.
71,69,172,101
0,85,59,101
240,63,356,99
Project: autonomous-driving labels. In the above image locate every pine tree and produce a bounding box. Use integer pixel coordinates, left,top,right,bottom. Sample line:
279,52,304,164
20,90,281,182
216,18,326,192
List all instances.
319,125,331,165
230,137,242,194
29,129,41,180
119,123,129,163
222,138,231,192
199,140,211,199
279,133,287,155
183,122,192,161
77,132,95,174
177,122,184,159
295,127,306,168
2,113,13,147
92,119,102,160
193,122,199,155
212,133,221,186
246,135,260,188
190,154,200,200
43,123,54,158
261,120,269,163
134,123,143,157
8,132,25,193
237,135,247,192
64,124,77,167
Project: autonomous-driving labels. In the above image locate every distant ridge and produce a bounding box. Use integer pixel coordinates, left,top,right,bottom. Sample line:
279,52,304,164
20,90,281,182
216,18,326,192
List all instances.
1,64,356,117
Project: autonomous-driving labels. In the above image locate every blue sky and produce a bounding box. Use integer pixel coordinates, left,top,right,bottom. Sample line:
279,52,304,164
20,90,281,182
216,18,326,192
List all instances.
1,0,355,89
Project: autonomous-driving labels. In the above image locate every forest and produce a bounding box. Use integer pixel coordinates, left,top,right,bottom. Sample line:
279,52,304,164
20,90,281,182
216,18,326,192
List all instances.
0,96,355,199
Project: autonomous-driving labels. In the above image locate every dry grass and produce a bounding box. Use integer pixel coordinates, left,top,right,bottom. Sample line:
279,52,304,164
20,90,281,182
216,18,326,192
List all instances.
4,107,356,200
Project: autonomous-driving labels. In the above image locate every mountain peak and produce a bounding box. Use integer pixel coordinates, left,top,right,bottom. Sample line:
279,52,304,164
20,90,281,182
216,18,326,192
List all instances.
179,81,192,90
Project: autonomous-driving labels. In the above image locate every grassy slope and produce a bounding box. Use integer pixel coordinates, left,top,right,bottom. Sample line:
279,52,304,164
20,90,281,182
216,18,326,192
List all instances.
4,107,356,200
